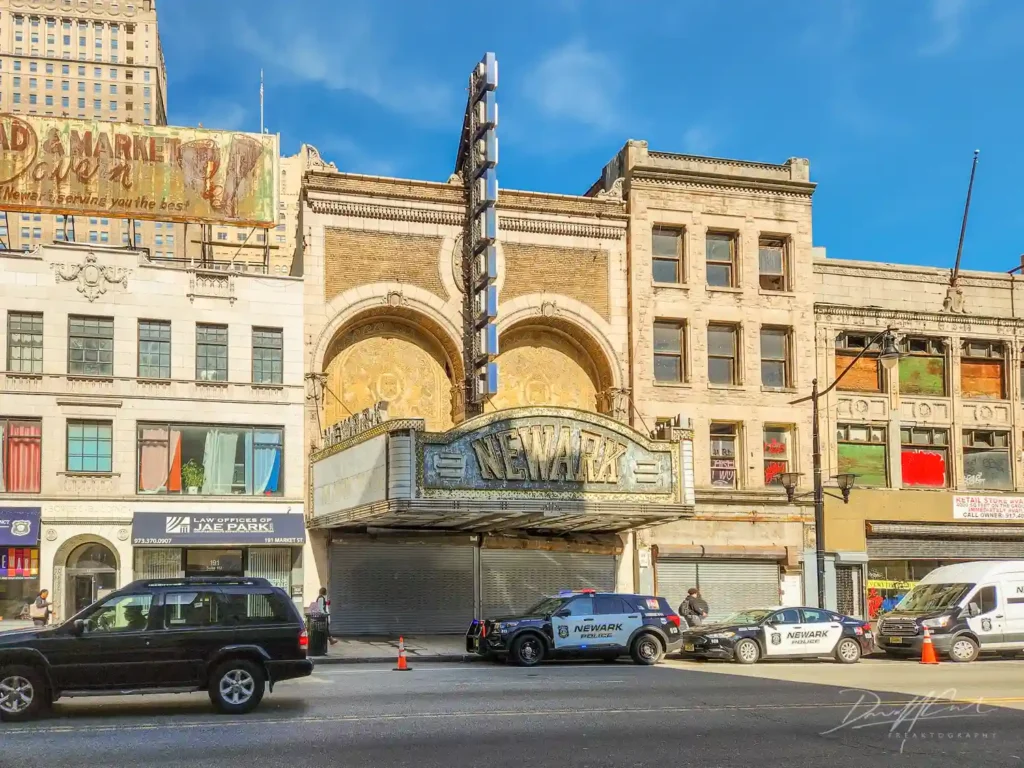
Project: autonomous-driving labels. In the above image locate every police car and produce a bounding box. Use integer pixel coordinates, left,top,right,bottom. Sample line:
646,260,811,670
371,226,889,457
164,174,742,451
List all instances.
678,606,875,664
466,590,684,666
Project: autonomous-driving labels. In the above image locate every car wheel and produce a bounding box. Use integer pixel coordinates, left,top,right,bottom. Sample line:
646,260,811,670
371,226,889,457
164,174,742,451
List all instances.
510,634,546,667
835,638,862,664
0,665,46,722
734,638,761,665
630,633,663,666
949,636,979,663
209,659,266,715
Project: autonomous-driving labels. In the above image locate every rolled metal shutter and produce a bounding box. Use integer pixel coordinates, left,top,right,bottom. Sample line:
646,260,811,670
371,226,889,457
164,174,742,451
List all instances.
867,537,1024,559
134,548,184,579
329,541,475,635
835,565,864,618
696,562,780,622
481,550,616,616
655,560,698,616
246,548,293,618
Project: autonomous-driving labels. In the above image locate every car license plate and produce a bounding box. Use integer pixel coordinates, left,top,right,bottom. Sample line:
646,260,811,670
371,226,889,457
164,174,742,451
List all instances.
888,637,903,644
473,638,479,650
684,643,695,652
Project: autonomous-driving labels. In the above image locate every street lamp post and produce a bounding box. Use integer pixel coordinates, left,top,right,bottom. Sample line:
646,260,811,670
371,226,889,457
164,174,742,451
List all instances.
782,328,901,609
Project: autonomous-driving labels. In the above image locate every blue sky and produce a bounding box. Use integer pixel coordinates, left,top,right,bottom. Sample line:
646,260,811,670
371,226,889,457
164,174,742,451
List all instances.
160,0,1024,273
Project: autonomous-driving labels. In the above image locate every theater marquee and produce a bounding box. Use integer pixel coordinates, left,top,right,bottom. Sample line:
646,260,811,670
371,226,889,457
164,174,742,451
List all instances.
0,114,278,227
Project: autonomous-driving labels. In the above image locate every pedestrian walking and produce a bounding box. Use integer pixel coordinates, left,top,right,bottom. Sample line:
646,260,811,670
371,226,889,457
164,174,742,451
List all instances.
678,587,709,627
29,589,53,627
316,587,339,646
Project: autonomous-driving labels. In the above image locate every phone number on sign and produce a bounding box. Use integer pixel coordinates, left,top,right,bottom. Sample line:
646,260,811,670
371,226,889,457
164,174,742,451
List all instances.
134,538,172,545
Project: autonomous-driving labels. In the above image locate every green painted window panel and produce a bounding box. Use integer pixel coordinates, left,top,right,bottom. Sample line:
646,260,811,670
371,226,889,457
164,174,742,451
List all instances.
838,442,887,486
899,356,946,396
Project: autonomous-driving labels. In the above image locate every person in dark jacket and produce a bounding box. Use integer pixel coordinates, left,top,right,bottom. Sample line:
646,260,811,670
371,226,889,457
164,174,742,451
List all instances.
678,588,709,627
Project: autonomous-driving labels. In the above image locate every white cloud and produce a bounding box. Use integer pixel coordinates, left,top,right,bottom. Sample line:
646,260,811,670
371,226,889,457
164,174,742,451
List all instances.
919,0,970,56
236,8,453,124
522,40,622,133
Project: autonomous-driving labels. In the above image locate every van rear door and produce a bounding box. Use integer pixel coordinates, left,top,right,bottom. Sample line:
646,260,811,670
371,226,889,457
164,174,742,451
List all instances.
1001,578,1024,645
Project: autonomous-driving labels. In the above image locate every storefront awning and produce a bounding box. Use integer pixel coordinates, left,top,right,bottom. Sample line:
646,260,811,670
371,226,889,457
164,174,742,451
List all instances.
132,512,306,546
0,507,40,546
306,499,690,534
867,522,1024,540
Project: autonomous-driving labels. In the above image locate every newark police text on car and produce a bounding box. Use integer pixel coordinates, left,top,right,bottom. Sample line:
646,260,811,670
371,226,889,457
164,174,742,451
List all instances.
467,590,684,666
679,606,874,664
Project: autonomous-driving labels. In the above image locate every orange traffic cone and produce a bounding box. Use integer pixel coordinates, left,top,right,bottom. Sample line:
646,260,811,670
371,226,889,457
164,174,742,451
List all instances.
393,636,412,672
920,627,939,665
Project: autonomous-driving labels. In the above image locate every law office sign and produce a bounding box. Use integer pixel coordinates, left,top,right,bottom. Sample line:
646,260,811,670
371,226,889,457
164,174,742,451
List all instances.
132,512,305,546
420,408,677,500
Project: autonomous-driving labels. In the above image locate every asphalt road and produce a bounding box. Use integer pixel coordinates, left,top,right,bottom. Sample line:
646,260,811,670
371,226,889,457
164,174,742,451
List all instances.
3,660,1023,768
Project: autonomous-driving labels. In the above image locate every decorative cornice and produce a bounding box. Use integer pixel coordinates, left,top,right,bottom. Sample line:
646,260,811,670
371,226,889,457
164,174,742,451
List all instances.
815,302,1024,331
815,260,1012,290
500,217,625,241
631,169,815,199
308,199,462,226
309,418,425,463
647,151,792,174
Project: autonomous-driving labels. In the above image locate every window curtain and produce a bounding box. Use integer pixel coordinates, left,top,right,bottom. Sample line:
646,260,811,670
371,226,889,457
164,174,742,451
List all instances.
202,429,239,494
7,422,41,493
248,431,281,495
139,428,182,493
167,429,182,492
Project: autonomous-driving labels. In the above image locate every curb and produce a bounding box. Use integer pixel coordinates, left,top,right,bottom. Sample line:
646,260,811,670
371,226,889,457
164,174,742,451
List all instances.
312,653,482,665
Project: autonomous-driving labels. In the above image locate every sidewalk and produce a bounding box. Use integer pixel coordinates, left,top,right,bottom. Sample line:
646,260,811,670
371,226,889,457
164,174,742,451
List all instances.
311,634,482,664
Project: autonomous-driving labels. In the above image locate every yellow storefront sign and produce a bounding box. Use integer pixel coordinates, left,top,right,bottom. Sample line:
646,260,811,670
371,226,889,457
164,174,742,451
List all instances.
0,114,278,227
867,579,918,591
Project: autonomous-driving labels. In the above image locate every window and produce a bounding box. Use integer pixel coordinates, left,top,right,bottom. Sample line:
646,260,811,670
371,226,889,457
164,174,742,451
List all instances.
758,237,787,291
7,312,43,374
163,589,292,627
154,234,162,246
62,96,69,107
562,597,594,616
771,608,801,624
707,324,739,385
800,608,833,623
110,100,117,110
68,316,113,376
897,337,946,396
67,420,113,473
137,424,284,495
837,424,887,487
236,233,246,242
93,99,100,110
760,327,790,388
81,593,151,633
252,328,283,384
652,226,683,283
710,423,738,488
972,586,998,615
196,324,228,381
12,94,20,104
138,320,171,379
705,232,736,287
900,427,948,488
12,76,20,88
77,81,84,91
45,78,52,89
961,340,1005,399
835,332,883,392
144,70,151,81
78,65,85,76
217,232,228,241
88,230,97,242
99,230,108,242
77,97,84,108
0,419,42,493
763,426,792,486
963,429,1012,490
653,321,685,383
62,65,69,75
595,595,631,614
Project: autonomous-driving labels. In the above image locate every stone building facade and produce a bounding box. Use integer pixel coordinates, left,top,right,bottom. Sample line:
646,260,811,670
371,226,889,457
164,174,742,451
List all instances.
814,256,1024,616
0,240,307,626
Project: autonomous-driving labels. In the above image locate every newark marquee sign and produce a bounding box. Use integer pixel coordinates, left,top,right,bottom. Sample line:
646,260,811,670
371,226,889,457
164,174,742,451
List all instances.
420,407,677,500
0,114,278,227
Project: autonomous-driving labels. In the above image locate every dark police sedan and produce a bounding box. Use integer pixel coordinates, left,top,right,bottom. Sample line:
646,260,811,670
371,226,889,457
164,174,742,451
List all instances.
678,606,874,664
467,590,684,666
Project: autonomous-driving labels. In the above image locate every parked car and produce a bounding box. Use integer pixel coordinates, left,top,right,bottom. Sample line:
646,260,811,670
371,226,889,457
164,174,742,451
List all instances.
467,590,684,666
679,606,874,664
0,577,312,722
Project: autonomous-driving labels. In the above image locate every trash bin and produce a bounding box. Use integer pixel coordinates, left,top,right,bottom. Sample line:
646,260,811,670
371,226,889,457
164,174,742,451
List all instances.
305,613,330,656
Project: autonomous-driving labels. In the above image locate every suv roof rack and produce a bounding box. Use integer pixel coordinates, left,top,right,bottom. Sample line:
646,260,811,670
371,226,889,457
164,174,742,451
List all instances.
126,577,275,588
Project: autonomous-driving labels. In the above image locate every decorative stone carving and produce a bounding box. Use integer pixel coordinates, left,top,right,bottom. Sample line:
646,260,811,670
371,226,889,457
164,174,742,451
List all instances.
384,290,407,308
596,177,624,201
942,280,968,314
853,398,870,415
310,199,463,226
540,301,558,318
488,328,601,413
59,472,120,495
117,528,129,541
303,143,337,172
963,402,1010,425
187,268,236,304
4,373,43,392
500,217,624,241
45,528,58,542
837,395,887,419
51,253,129,302
447,171,464,185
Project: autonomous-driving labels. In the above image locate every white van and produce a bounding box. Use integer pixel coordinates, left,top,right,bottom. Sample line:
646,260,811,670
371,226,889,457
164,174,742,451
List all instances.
876,560,1024,662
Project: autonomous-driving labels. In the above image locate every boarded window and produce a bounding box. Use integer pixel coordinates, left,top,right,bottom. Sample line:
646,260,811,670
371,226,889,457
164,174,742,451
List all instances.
835,332,882,392
961,340,1005,399
763,426,792,485
710,423,738,488
900,427,947,488
963,430,1012,490
837,424,887,487
898,338,946,396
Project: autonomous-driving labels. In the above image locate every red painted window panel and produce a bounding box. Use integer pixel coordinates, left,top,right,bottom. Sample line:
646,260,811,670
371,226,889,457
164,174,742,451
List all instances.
901,448,947,488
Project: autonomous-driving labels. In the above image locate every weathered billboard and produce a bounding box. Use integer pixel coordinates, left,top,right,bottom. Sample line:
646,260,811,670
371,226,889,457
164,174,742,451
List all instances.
0,114,278,227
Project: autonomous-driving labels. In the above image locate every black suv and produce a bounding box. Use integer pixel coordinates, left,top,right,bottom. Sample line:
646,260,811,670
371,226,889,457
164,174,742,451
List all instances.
467,590,684,666
0,577,312,721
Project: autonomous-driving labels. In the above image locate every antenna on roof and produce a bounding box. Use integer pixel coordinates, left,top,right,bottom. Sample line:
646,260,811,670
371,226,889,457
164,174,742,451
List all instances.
943,149,979,314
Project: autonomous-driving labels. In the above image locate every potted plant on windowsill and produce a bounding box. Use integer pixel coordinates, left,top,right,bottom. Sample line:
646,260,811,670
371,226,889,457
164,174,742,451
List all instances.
181,459,204,495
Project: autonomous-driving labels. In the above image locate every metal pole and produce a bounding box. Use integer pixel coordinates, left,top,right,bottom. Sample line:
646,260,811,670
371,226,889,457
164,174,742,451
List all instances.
951,149,979,284
812,377,826,610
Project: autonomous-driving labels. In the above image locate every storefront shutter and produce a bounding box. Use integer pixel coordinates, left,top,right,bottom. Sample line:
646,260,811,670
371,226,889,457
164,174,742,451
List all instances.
867,537,1024,559
246,548,293,617
133,548,183,579
480,549,616,617
658,560,779,623
835,565,864,618
329,541,475,635
655,560,698,617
